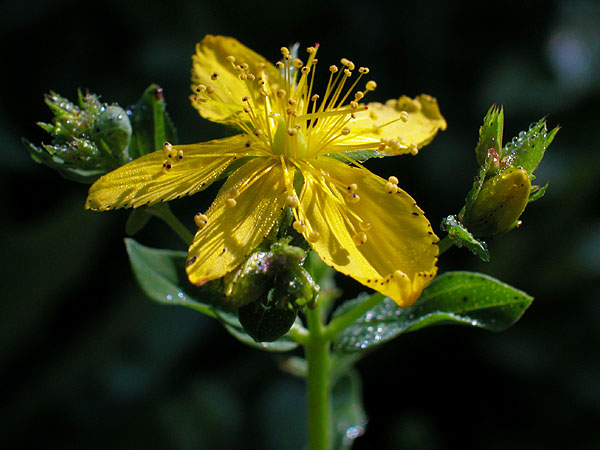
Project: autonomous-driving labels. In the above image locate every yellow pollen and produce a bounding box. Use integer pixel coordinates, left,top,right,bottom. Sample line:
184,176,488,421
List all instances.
288,98,297,106
177,149,184,159
161,160,172,173
239,63,249,70
311,94,320,102
293,221,306,233
341,127,351,135
350,101,358,109
280,46,290,56
242,95,250,102
246,73,256,82
388,176,399,185
329,65,338,73
409,143,419,155
276,61,284,69
307,231,320,243
354,91,364,100
194,213,208,229
243,106,251,113
353,232,367,245
359,221,372,231
195,84,206,93
400,111,409,122
287,128,298,136
225,55,235,63
292,58,303,68
226,198,237,208
359,67,370,74
347,183,358,194
385,182,398,194
301,66,310,74
307,46,317,54
163,142,173,152
206,85,215,94
343,68,352,77
211,72,219,80
347,193,360,203
254,129,263,137
239,73,247,81
277,89,287,98
286,195,299,207
365,80,377,91
230,188,241,199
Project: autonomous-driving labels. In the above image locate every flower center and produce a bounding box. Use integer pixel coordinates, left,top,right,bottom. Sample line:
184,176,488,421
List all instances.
272,116,307,158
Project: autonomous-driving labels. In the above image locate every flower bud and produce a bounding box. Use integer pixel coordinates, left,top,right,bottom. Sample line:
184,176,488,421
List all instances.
461,167,531,237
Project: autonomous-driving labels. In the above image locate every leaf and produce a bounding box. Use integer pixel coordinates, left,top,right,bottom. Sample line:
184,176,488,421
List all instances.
332,369,367,450
128,84,177,159
326,149,383,163
440,215,489,261
125,238,221,317
474,105,504,167
125,207,153,236
528,182,549,203
502,119,558,174
333,271,533,353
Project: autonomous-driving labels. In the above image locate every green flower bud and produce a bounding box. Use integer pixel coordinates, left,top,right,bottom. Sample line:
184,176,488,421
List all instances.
461,167,531,237
93,105,132,155
237,295,298,343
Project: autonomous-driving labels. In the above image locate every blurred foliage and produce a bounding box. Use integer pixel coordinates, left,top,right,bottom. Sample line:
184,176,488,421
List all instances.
2,0,600,449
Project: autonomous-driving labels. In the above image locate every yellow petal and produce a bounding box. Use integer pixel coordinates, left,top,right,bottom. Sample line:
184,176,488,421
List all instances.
85,134,253,211
186,158,287,286
298,157,439,306
191,35,280,125
330,94,447,155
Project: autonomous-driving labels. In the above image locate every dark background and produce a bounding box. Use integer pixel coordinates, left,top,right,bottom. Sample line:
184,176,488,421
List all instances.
2,0,599,448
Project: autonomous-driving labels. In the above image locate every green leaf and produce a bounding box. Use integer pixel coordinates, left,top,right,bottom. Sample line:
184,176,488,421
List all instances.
125,207,153,236
475,105,504,168
124,238,221,317
332,369,367,450
440,215,489,261
129,84,177,159
529,182,549,203
326,150,383,164
214,309,300,352
333,271,533,353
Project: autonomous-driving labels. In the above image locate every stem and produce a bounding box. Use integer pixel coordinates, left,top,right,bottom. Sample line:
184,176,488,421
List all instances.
147,204,194,245
305,302,332,450
437,234,455,256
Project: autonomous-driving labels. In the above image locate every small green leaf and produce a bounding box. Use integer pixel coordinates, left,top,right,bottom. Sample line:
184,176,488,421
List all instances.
332,369,367,450
125,238,221,317
333,271,533,353
214,309,300,352
502,119,558,174
125,207,153,236
529,182,549,203
129,84,177,158
475,105,504,168
440,215,489,261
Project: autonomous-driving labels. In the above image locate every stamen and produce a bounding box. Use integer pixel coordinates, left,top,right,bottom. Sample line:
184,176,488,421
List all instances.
226,198,237,208
400,111,409,122
359,221,372,231
194,213,208,229
286,195,299,208
307,231,320,243
353,232,367,245
365,80,377,91
293,220,306,233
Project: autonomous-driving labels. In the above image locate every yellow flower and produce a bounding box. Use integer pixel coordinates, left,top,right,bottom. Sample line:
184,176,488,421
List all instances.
86,35,447,307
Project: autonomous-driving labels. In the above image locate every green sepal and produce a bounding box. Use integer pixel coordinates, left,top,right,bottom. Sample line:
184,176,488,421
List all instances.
128,84,178,159
475,105,504,170
332,271,533,353
125,207,153,236
440,215,489,261
501,119,559,174
332,369,367,450
528,182,549,203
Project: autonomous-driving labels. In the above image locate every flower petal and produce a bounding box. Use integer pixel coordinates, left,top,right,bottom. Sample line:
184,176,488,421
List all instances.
330,94,446,155
186,158,287,286
85,134,253,211
191,35,280,125
298,157,439,306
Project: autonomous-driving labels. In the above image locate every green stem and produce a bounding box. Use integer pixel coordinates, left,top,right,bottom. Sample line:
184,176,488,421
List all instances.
437,234,455,256
323,292,386,341
305,302,332,450
148,204,194,245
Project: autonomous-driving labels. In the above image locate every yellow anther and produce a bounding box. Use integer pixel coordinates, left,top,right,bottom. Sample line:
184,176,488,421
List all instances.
301,66,310,74
292,58,303,68
354,91,364,100
359,221,372,231
347,183,358,194
388,176,399,185
194,213,208,229
162,160,172,173
253,129,263,137
206,85,215,94
329,65,338,73
163,142,173,152
195,84,207,93
288,98,297,106
230,188,241,199
211,72,220,80
307,46,317,54
239,73,248,81
259,89,268,97
277,89,287,98
359,67,370,74
286,195,299,208
347,193,360,203
243,106,251,113
353,232,368,245
287,127,298,136
385,182,398,194
400,111,409,123
280,46,290,56
343,68,352,77
350,101,358,109
341,127,351,135
239,63,249,71
341,58,355,70
276,61,285,69
311,94,320,102
307,231,320,243
409,143,419,155
225,55,236,64
292,221,306,234
287,109,298,117
177,149,184,159
365,80,377,91
246,73,256,82
369,111,379,120
226,198,237,208
242,95,250,102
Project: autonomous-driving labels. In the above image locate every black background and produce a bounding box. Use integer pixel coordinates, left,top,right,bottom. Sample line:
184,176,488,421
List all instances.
2,0,600,448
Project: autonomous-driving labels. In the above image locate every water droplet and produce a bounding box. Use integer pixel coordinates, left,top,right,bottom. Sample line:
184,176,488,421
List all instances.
178,292,184,299
166,294,173,301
